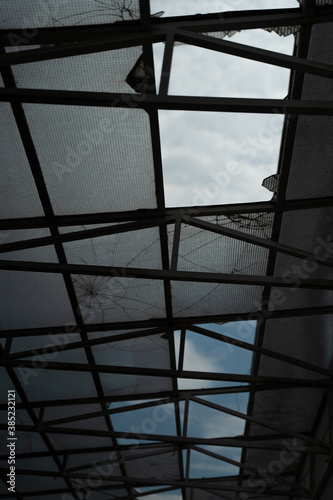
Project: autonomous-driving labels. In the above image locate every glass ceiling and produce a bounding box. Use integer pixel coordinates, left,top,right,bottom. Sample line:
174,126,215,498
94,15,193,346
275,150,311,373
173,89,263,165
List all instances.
1,2,333,500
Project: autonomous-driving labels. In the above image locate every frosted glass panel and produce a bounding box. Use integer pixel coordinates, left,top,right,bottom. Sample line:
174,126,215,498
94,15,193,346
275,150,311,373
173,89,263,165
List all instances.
24,104,157,214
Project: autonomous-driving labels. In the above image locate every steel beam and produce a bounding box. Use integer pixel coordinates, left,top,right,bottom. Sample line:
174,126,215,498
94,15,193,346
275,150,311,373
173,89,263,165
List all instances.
1,305,332,338
0,32,164,67
191,396,327,448
176,29,333,79
182,214,333,268
0,468,311,496
1,258,333,289
2,8,333,47
2,87,333,115
191,445,307,494
6,319,330,378
5,326,168,360
2,358,333,388
189,324,331,376
43,397,178,427
0,216,174,254
159,31,175,95
2,198,333,230
0,439,326,463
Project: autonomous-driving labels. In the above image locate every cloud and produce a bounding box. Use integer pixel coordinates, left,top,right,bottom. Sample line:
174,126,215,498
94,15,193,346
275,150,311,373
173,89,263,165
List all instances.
151,0,299,17
200,411,245,438
177,335,223,390
152,9,296,208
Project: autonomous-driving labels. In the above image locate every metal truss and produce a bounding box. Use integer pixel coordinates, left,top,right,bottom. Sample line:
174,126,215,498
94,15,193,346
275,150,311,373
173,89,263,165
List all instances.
1,2,333,500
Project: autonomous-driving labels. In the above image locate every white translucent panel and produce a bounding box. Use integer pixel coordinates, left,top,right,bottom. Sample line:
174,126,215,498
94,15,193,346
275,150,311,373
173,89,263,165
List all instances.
21,346,88,365
171,281,263,317
186,485,236,500
286,116,333,200
0,368,18,400
10,332,87,363
10,331,82,355
90,334,170,369
201,212,274,238
100,372,173,396
189,449,240,479
167,219,269,275
5,45,41,52
268,208,333,311
66,449,118,469
0,408,32,426
125,450,179,480
275,288,333,314
13,47,142,94
16,474,67,492
44,403,102,424
0,480,9,494
0,103,44,218
63,226,162,269
87,327,160,341
67,458,123,491
168,31,292,98
73,276,166,323
14,409,34,425
0,0,140,28
13,430,49,453
159,111,283,207
187,400,245,440
262,316,333,369
15,368,98,401
24,104,157,214
15,456,58,472
16,497,65,500
0,228,58,262
259,355,324,381
245,443,302,470
248,388,324,436
287,24,333,199
0,271,75,329
278,208,333,255
111,401,176,437
48,433,111,450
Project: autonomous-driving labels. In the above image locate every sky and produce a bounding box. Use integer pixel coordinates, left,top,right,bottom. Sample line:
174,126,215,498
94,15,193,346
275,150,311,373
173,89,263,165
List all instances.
0,2,299,498
151,0,298,207
146,2,298,495
110,321,257,496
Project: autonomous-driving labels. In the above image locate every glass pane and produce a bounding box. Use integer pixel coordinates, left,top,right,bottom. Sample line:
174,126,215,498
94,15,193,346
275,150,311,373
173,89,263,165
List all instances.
13,47,143,94
0,271,75,329
24,104,157,214
0,0,140,29
151,0,298,16
159,111,284,207
0,103,44,218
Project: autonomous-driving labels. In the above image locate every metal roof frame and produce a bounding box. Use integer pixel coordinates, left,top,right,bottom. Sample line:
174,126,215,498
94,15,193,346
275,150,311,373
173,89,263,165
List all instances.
1,1,333,499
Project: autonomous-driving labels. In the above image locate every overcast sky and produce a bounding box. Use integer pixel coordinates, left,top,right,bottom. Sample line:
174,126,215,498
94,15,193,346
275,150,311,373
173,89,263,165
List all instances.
143,3,298,497
151,0,298,207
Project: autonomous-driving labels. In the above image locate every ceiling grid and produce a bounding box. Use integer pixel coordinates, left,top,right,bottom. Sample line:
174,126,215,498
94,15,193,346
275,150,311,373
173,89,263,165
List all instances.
0,2,333,500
